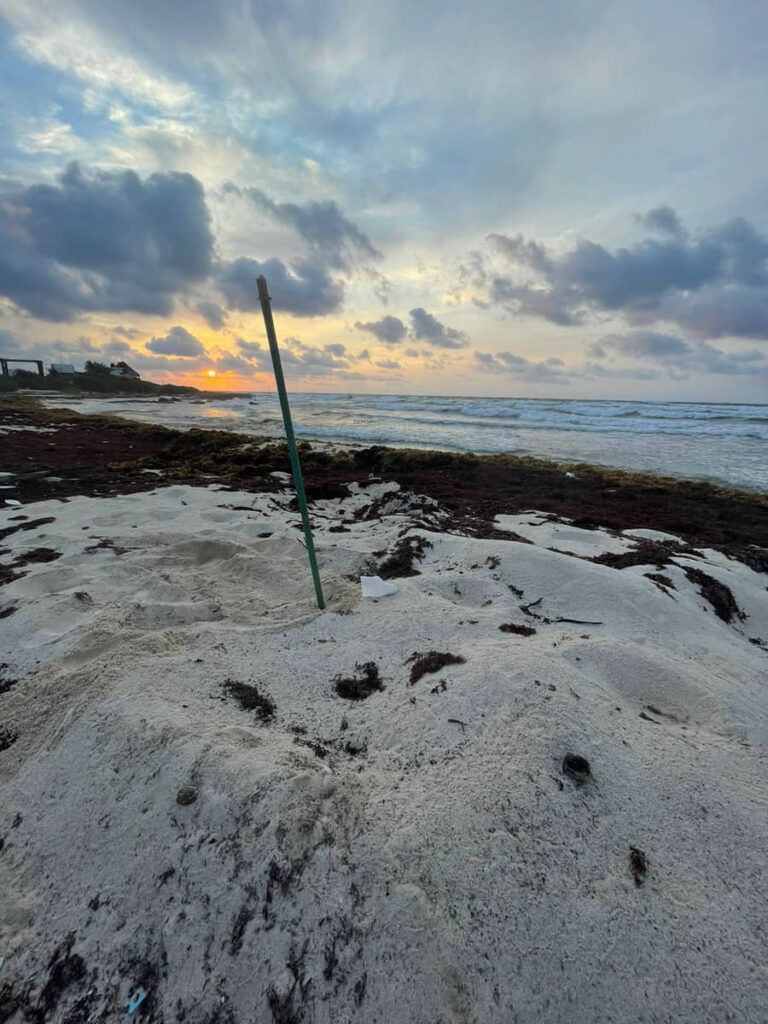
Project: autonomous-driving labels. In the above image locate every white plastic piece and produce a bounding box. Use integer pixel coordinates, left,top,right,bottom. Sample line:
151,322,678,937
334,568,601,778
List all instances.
361,575,398,599
4,499,22,507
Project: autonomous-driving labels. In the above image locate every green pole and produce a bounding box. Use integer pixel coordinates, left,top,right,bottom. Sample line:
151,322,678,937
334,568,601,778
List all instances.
256,275,325,610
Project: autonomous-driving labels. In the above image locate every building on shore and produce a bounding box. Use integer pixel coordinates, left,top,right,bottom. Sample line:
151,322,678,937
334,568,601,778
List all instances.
109,362,140,379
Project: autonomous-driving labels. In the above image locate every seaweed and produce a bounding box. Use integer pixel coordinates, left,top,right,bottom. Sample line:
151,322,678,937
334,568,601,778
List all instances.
408,650,466,685
593,539,701,570
334,662,384,701
0,516,56,543
28,934,87,1024
645,572,675,592
499,623,537,636
629,846,648,887
377,534,432,579
222,680,276,722
0,728,18,752
13,547,61,567
683,567,745,623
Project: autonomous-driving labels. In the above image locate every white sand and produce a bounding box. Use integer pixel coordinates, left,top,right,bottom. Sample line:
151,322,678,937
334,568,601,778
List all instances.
1,482,767,1023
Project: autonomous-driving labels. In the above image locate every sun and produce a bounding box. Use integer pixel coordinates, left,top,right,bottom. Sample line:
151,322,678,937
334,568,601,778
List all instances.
206,370,216,378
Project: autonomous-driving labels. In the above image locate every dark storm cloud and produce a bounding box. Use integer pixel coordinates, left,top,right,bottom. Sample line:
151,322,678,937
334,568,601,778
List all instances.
636,205,687,239
355,315,406,344
195,301,227,330
230,185,381,271
218,256,344,316
484,211,768,340
408,307,469,348
0,163,214,321
146,325,206,357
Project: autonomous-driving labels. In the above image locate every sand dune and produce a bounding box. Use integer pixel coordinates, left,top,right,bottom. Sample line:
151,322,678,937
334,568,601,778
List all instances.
1,481,766,1023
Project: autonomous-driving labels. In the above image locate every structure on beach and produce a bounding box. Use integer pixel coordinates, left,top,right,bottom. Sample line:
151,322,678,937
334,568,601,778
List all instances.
0,357,44,378
50,363,76,375
110,361,140,379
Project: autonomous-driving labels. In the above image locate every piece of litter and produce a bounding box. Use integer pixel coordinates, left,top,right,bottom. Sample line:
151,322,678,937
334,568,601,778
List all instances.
126,988,148,1015
4,499,22,507
361,575,398,599
564,471,577,479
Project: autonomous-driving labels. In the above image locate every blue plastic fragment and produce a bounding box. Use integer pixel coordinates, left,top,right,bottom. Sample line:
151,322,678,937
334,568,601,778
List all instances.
125,988,147,1015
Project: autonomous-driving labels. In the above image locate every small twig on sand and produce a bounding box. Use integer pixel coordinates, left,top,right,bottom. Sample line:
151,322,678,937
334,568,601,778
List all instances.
448,718,467,733
521,597,544,620
553,617,603,625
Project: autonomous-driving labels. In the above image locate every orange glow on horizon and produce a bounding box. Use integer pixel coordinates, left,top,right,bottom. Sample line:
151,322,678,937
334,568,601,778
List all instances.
206,369,216,378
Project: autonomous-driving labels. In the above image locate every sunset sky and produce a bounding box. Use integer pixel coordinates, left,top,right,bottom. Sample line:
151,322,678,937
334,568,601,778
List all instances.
1,0,767,400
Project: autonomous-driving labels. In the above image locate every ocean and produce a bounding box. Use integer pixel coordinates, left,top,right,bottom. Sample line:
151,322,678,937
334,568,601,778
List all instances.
51,393,768,493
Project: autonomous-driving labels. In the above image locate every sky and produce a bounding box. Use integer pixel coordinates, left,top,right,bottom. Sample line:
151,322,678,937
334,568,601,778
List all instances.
0,0,767,401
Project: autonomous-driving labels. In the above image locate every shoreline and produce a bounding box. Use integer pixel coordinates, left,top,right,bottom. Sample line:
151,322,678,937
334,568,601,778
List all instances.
2,396,766,567
30,391,768,495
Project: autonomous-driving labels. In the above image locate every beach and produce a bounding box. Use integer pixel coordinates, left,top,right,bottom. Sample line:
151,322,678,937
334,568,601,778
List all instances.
1,398,767,1023
36,392,768,494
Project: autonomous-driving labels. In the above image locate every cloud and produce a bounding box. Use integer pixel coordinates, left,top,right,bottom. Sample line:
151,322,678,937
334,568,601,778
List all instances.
146,325,206,357
195,301,227,330
218,257,344,317
591,330,767,376
376,358,401,369
483,211,768,339
588,330,688,360
0,162,214,321
408,307,469,348
355,315,406,344
473,348,663,383
234,186,381,272
636,205,686,239
234,335,394,380
0,331,149,371
473,350,570,381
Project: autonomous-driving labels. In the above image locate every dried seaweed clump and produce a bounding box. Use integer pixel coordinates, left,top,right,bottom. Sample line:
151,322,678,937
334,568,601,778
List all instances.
334,661,384,701
222,680,276,722
499,623,537,637
377,534,433,579
408,650,465,685
683,567,745,623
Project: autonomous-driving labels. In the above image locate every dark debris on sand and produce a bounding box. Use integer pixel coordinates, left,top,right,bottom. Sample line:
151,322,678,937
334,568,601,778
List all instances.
629,846,649,887
12,547,61,567
222,680,276,722
645,572,676,593
682,567,746,623
0,664,18,695
334,661,384,701
592,539,702,570
0,728,18,752
377,534,433,579
408,651,466,685
499,623,537,637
